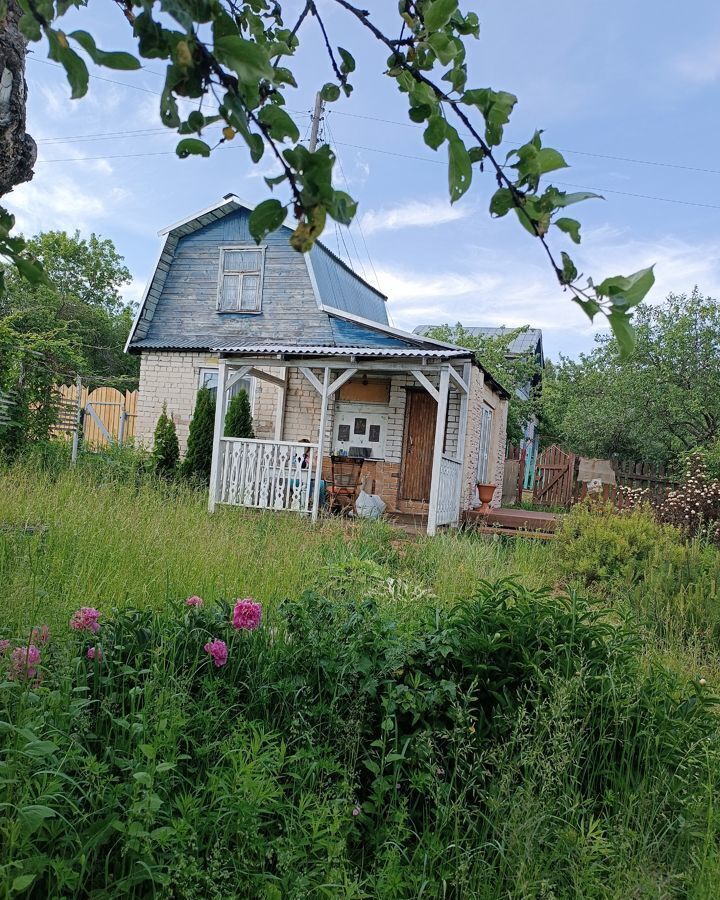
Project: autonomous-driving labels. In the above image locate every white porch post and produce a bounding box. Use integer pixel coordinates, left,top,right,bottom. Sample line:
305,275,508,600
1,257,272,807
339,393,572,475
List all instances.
455,361,471,525
311,366,330,523
274,368,287,440
208,359,228,513
426,365,450,536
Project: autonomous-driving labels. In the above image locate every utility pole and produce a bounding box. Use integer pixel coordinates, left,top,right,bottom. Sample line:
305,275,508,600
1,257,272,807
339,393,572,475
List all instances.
308,92,325,152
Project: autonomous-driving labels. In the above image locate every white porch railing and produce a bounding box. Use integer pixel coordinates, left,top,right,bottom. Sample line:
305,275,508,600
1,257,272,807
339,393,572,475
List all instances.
435,454,462,527
218,438,318,512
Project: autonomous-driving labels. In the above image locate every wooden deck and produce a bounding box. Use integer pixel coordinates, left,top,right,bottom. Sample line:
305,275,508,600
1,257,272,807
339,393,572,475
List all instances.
386,507,560,538
463,507,559,537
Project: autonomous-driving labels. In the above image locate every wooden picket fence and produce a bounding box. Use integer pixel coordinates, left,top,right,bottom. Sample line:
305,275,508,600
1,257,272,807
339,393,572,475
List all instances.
532,445,679,509
53,384,138,448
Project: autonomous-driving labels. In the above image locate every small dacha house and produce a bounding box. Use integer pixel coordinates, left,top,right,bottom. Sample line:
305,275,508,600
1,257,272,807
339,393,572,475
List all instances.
126,195,509,534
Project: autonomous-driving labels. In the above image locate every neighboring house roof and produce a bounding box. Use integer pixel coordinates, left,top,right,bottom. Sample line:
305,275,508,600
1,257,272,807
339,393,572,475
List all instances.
414,325,543,363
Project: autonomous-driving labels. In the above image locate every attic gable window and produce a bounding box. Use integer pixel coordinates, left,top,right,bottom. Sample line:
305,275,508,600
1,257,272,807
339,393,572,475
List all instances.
217,247,265,313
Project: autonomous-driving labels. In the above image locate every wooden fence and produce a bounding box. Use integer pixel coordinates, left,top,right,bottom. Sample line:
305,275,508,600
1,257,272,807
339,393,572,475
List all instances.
53,384,138,448
532,445,679,509
503,444,527,505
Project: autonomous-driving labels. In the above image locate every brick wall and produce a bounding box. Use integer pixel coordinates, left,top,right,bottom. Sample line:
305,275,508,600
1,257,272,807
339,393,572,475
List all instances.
136,352,506,512
135,350,221,452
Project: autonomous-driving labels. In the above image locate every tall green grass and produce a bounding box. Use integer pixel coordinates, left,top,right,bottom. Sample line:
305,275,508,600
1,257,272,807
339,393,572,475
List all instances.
0,464,551,635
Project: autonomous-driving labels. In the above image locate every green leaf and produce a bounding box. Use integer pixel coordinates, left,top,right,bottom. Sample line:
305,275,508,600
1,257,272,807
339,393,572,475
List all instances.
555,190,603,207
607,308,637,358
447,127,472,203
427,32,459,65
248,199,287,243
489,187,514,217
423,114,447,150
560,251,578,284
535,147,568,175
319,82,341,103
214,35,273,83
11,874,35,892
175,138,211,158
69,31,140,70
555,217,581,244
258,105,300,143
338,47,356,74
573,293,601,319
596,266,655,311
425,0,459,31
327,191,358,226
19,804,56,834
46,29,89,99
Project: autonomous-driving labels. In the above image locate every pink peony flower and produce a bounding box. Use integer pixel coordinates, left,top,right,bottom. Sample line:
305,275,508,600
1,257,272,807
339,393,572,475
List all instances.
0,640,10,654
31,625,50,645
186,595,204,608
9,644,41,680
87,646,103,662
204,639,228,668
69,607,101,634
232,598,262,631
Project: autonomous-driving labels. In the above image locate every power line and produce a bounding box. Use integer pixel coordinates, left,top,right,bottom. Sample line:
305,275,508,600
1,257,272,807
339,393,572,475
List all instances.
29,55,720,179
35,140,720,211
326,116,381,291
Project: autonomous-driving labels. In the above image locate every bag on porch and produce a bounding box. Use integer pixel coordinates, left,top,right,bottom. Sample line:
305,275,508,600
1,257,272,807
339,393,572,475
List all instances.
355,490,386,521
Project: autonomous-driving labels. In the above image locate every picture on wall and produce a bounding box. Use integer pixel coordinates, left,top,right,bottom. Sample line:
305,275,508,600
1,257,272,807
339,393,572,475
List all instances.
354,417,367,435
337,424,350,442
369,424,381,443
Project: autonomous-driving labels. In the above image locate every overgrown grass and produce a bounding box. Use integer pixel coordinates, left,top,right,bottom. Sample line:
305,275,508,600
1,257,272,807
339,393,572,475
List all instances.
2,460,720,898
0,464,552,635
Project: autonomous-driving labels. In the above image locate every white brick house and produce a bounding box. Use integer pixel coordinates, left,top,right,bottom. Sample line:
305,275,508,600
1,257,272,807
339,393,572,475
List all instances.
127,196,509,534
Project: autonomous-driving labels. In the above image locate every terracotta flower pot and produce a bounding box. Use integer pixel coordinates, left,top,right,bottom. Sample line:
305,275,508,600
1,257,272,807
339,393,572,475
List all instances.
476,482,496,512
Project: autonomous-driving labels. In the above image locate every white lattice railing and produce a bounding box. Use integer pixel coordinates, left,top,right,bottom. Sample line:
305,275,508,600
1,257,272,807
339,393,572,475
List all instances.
218,438,318,512
435,454,462,527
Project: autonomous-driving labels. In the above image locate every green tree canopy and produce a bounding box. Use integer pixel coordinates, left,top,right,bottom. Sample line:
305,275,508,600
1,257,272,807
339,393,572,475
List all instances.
0,229,138,454
541,289,720,466
182,387,216,483
224,390,254,439
424,323,541,445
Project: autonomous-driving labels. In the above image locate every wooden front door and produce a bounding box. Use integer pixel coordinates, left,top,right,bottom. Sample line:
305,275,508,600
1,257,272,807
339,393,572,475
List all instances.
400,390,436,501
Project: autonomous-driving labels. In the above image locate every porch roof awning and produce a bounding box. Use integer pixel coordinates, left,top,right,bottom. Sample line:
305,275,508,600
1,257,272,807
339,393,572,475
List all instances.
212,344,471,359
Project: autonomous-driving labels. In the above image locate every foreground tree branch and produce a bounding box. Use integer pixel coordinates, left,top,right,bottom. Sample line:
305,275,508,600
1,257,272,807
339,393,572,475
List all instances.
0,0,656,353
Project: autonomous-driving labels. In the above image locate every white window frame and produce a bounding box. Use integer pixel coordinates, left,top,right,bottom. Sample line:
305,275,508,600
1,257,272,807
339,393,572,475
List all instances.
476,403,494,484
216,245,266,314
198,366,255,412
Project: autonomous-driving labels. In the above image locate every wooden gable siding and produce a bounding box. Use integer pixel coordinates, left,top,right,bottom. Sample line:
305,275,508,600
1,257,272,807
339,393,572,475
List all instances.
143,209,335,347
308,242,388,325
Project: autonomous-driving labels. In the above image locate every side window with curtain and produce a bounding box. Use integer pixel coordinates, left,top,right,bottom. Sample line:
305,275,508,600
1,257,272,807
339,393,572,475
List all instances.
476,404,493,484
217,247,265,313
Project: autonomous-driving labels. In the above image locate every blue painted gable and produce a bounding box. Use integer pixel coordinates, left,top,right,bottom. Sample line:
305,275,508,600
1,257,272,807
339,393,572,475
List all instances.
127,197,391,352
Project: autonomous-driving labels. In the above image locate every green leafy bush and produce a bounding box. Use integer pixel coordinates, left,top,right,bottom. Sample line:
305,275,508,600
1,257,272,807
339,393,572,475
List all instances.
151,403,179,478
224,389,254,438
181,386,215,483
557,500,684,586
1,580,717,897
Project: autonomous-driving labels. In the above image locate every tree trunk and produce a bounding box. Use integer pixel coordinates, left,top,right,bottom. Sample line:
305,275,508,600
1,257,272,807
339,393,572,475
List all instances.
0,1,36,198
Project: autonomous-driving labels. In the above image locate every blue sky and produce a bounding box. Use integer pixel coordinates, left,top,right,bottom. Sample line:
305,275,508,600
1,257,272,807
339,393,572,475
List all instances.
7,0,720,359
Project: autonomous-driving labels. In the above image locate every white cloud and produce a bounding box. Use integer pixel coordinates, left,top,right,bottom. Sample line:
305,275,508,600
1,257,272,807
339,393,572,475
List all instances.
359,198,471,235
378,227,720,349
5,175,126,235
674,37,720,83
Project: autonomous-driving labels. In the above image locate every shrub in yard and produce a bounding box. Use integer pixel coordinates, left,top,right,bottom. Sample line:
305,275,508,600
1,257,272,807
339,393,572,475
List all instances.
556,499,684,586
151,403,179,477
224,389,254,438
1,582,719,897
181,386,215,483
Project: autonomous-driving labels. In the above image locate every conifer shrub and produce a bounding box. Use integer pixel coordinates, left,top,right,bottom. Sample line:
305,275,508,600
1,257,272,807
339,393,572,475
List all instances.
151,403,179,478
224,389,254,438
181,387,215,483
